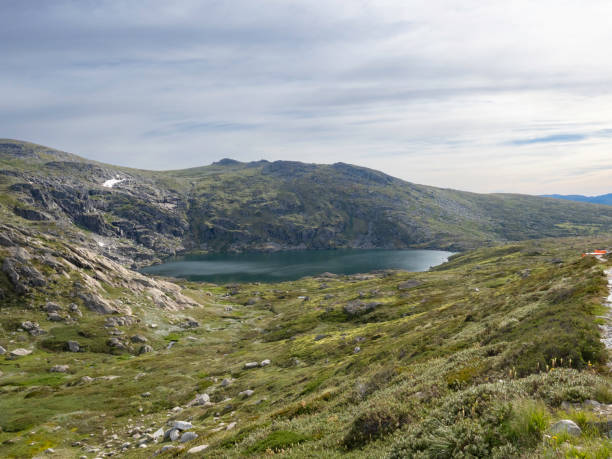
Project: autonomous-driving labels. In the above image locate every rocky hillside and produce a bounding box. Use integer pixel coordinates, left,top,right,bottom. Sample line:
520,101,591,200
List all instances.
1,204,612,456
3,139,612,268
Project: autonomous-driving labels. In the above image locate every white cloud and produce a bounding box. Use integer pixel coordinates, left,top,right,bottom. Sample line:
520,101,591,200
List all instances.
1,0,612,194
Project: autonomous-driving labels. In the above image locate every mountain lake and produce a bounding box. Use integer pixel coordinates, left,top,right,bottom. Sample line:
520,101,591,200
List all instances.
140,249,454,283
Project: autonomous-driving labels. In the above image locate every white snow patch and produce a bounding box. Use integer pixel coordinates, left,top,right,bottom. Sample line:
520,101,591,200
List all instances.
102,177,124,188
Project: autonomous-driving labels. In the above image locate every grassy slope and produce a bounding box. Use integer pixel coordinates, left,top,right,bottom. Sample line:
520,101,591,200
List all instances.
1,218,611,457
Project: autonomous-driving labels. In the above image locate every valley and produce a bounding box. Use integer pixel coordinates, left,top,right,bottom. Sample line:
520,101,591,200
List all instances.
1,141,612,457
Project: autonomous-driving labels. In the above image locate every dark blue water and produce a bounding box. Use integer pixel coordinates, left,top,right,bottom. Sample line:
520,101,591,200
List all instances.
141,249,453,283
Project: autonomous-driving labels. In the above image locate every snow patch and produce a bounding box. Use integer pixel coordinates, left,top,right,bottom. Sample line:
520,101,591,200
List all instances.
102,177,124,188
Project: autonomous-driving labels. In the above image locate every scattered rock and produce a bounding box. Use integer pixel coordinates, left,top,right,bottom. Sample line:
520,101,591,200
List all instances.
152,428,164,440
138,345,153,355
67,340,80,352
260,359,271,367
180,432,198,443
187,393,211,407
50,365,70,373
244,362,259,369
180,317,199,329
43,302,62,313
8,348,32,358
354,346,361,353
550,420,582,436
221,378,232,387
21,321,45,336
398,279,421,290
47,312,64,322
343,300,381,316
0,345,5,355
187,444,209,454
226,422,237,430
69,303,82,317
314,334,328,341
239,389,254,398
172,421,193,431
130,334,148,343
141,392,152,398
81,376,94,383
164,428,180,442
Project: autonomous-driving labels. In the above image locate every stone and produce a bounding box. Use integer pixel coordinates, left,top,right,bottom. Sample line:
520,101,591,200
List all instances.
67,340,80,352
181,317,200,328
397,279,421,290
180,431,198,443
43,302,62,313
314,334,328,341
157,445,175,454
69,303,83,317
138,344,153,355
343,300,381,316
164,428,180,442
354,346,361,353
44,448,55,453
130,334,148,343
8,348,32,358
50,365,70,373
81,376,94,383
152,428,164,440
550,420,582,436
187,444,209,454
260,359,271,367
226,422,236,430
21,321,45,336
188,393,210,406
47,312,64,322
239,389,254,398
0,345,5,355
221,378,231,387
172,421,193,431
244,362,259,369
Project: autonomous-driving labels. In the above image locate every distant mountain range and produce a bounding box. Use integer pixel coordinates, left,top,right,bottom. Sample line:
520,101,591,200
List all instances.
542,194,612,206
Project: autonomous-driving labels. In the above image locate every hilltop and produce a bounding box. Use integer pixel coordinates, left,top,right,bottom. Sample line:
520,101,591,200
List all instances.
2,139,612,268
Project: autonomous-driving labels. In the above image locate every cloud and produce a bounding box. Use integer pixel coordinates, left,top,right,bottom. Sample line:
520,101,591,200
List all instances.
1,0,612,194
509,133,588,145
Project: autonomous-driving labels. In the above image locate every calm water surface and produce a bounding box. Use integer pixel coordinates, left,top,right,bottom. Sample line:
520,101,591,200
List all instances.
141,249,453,283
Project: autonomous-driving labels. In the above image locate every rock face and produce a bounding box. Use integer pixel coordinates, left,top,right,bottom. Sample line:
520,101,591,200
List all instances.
2,256,46,294
550,420,582,436
78,292,118,314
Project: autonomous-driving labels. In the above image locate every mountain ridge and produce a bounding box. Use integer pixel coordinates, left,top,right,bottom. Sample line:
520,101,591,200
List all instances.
3,139,612,268
542,193,612,206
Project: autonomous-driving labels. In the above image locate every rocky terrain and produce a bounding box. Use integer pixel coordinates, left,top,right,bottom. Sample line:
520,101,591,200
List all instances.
2,140,612,457
3,139,612,269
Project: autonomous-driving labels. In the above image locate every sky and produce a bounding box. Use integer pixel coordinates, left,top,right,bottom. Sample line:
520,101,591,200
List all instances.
1,0,612,195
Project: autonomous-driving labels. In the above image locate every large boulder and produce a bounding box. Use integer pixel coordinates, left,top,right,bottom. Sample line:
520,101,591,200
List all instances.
550,420,582,436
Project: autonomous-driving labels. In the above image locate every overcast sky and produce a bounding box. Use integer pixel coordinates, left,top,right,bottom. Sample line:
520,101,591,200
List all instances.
1,1,612,194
